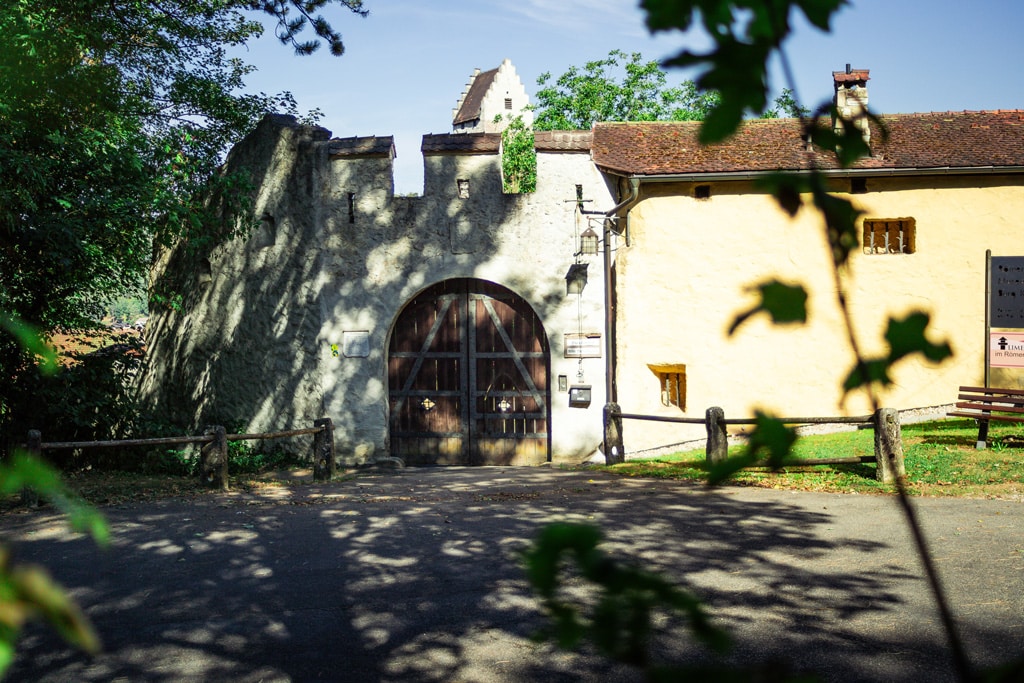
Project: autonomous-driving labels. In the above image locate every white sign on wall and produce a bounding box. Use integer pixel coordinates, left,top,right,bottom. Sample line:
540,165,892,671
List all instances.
342,331,370,358
990,332,1024,368
564,333,601,358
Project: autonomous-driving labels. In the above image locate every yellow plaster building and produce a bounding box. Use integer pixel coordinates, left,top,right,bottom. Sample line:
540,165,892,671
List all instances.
592,90,1024,452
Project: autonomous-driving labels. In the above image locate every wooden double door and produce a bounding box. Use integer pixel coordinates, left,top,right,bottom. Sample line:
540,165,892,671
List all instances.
388,279,550,465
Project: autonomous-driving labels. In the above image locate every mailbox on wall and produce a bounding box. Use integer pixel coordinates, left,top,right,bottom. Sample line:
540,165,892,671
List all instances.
568,385,591,408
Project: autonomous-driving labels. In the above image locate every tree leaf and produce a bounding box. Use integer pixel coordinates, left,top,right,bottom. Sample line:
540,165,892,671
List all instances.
729,280,808,335
885,312,954,364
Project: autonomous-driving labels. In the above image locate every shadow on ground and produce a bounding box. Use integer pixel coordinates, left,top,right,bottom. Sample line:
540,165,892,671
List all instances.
1,467,1021,682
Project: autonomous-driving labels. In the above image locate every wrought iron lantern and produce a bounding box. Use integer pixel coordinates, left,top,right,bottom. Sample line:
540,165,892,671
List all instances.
579,227,600,256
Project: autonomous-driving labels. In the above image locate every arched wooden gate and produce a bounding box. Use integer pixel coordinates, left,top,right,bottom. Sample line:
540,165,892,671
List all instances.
387,279,550,465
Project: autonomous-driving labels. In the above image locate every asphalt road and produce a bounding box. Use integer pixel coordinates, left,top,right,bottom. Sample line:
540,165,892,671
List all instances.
2,467,1022,682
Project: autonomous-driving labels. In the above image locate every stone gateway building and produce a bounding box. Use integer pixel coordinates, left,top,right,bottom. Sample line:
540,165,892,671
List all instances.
137,64,1024,465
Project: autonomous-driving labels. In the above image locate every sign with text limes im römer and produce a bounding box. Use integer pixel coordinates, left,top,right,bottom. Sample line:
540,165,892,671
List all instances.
991,256,1024,328
990,332,1024,368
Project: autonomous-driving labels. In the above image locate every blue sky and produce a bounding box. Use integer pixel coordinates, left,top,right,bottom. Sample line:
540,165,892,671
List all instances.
233,0,1024,193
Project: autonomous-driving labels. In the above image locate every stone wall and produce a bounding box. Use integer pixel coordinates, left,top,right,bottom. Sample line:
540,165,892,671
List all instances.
137,115,612,464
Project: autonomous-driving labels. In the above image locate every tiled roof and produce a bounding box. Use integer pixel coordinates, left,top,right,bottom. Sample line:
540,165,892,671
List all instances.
591,111,1024,176
453,68,498,126
535,130,592,152
422,133,501,154
328,136,395,158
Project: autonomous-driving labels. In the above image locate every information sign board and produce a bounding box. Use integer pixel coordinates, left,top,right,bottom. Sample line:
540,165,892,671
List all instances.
990,256,1024,329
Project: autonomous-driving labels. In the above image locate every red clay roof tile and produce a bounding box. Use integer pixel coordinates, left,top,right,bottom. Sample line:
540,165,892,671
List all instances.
591,111,1024,176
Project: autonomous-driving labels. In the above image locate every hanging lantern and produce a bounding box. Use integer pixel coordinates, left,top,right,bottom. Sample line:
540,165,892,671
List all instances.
579,227,600,256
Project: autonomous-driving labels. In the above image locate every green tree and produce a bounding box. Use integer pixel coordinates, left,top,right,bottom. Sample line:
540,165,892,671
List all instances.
0,0,368,451
533,49,810,131
532,49,719,130
498,115,537,194
0,0,368,673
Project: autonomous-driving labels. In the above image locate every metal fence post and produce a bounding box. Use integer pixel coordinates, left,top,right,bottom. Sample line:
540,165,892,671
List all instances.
313,418,336,481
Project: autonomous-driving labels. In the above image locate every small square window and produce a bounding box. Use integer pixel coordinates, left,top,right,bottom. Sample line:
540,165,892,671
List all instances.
694,185,711,200
863,217,916,254
851,177,867,194
457,178,470,199
648,363,686,411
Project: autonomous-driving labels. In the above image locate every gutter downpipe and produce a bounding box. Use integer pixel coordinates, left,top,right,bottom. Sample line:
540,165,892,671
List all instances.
600,176,641,464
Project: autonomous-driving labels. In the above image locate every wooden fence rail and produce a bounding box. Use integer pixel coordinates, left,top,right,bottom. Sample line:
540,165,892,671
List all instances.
22,418,336,501
617,406,903,484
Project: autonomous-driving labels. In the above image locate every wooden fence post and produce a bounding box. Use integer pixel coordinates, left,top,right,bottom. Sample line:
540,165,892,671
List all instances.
603,403,624,465
313,418,336,481
706,407,728,466
200,425,229,491
21,430,42,507
874,408,905,484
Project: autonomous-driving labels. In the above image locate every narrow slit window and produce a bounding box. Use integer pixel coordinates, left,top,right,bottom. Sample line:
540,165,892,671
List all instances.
647,363,686,411
504,98,513,110
863,217,916,254
347,192,355,224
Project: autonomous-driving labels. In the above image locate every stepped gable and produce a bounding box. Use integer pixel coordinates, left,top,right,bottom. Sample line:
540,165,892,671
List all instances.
453,68,498,126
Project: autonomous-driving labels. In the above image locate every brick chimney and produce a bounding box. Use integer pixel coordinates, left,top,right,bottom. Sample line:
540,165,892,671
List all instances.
833,64,870,144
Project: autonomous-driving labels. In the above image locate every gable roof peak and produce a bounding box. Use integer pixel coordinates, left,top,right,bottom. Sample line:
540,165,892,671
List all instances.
451,59,532,134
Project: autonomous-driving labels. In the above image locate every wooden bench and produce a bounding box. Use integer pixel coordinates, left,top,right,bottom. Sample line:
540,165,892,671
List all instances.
948,385,1024,449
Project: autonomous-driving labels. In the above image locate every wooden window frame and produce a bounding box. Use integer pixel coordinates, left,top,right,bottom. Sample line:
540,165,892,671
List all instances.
648,364,686,411
863,217,916,255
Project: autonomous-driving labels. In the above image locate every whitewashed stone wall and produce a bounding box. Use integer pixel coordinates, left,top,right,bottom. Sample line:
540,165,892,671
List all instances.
137,115,612,464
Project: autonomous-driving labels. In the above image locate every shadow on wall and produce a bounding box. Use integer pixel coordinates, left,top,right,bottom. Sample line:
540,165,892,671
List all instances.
135,114,585,460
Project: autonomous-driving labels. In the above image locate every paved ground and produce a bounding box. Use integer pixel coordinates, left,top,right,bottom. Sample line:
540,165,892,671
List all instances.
1,467,1022,682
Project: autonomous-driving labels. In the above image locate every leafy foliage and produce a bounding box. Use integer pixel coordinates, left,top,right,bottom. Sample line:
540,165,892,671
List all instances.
533,50,816,132
642,0,848,144
498,115,537,194
0,452,108,675
0,1,364,671
842,312,953,395
706,413,798,484
729,280,808,334
19,335,146,470
523,523,729,667
260,0,368,56
532,49,720,131
0,0,367,451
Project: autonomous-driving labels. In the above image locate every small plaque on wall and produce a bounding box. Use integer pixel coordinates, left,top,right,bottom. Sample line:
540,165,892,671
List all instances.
343,330,370,358
564,333,601,358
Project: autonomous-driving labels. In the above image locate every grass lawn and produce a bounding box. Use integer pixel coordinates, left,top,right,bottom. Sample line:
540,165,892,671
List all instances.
595,418,1024,498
